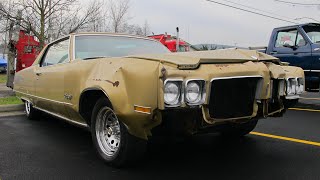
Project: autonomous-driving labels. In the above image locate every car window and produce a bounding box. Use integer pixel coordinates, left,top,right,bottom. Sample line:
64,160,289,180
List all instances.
275,29,307,48
75,35,170,60
41,38,69,67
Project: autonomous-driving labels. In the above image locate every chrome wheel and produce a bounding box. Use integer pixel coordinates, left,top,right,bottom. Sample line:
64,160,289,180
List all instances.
95,107,121,157
25,101,31,115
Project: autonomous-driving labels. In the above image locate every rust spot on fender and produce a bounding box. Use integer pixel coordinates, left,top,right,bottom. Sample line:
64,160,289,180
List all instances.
93,79,119,87
105,80,120,87
160,67,167,81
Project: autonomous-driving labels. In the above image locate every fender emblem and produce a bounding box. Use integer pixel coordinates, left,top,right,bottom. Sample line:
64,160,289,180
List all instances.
64,93,73,100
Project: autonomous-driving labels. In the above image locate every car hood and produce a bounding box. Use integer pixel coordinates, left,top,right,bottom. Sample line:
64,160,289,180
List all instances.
128,48,279,70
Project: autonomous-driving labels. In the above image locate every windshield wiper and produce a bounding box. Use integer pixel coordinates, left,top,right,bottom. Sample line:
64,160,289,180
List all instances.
82,56,110,60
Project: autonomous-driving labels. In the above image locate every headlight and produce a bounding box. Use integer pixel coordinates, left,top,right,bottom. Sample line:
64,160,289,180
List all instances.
164,80,182,107
278,79,285,96
286,78,304,96
286,78,297,95
296,78,304,95
185,80,205,105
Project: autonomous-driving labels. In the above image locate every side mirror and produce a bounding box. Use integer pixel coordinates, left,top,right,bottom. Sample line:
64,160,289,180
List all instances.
283,41,297,50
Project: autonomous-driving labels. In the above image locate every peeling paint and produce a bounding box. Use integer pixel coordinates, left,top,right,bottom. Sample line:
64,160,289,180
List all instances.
93,79,120,87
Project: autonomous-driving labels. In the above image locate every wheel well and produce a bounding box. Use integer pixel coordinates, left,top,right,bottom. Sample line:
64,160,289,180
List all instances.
79,90,112,127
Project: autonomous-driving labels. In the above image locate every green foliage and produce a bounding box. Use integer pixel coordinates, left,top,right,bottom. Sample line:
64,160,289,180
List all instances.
0,96,23,105
0,73,6,83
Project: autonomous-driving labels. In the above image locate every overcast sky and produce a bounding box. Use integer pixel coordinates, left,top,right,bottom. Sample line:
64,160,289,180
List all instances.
127,0,320,47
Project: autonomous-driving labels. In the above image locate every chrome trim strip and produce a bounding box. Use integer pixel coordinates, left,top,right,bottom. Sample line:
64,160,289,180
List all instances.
310,70,320,72
14,90,73,106
34,106,88,127
133,105,152,115
201,106,257,123
210,75,263,82
285,95,300,100
72,35,76,61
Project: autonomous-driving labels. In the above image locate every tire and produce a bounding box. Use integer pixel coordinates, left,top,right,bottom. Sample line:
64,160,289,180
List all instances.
283,99,298,108
220,119,258,138
91,97,146,167
24,100,40,120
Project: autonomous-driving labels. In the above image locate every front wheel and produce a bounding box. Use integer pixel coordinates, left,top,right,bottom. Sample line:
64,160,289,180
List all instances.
220,119,258,138
91,97,146,167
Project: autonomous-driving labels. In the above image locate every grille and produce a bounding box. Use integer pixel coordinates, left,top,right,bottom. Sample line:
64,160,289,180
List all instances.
208,77,261,119
271,79,279,99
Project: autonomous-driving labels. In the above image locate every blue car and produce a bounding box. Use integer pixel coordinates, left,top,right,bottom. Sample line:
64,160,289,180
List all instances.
0,57,7,73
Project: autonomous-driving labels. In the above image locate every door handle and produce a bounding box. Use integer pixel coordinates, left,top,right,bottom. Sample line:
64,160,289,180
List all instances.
36,72,42,76
270,51,277,55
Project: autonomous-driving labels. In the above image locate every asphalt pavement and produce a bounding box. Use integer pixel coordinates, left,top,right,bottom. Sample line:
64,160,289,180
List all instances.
0,108,320,180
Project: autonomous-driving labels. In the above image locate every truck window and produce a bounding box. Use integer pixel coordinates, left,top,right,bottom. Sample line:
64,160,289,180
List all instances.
303,25,320,44
275,29,307,47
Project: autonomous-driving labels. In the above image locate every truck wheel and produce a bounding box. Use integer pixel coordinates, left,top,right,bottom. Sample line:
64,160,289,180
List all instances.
283,99,298,108
91,97,146,167
24,101,40,120
220,119,258,138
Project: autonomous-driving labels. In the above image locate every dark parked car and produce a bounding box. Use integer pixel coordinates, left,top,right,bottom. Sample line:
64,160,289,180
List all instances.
0,57,7,73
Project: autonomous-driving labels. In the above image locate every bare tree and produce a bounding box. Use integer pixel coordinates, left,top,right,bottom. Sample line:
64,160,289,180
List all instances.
109,0,130,33
142,20,150,36
0,0,103,48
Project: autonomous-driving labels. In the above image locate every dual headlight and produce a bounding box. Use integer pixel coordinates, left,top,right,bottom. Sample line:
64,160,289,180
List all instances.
164,79,206,107
286,78,304,95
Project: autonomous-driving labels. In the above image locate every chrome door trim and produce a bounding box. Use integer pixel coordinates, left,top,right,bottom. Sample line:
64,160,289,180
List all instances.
14,90,73,106
34,106,88,128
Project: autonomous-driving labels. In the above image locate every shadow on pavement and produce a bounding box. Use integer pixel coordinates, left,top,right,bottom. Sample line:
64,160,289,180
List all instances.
1,113,319,180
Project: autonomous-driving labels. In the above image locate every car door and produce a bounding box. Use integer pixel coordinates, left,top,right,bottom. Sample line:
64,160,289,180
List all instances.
34,38,70,117
272,28,312,73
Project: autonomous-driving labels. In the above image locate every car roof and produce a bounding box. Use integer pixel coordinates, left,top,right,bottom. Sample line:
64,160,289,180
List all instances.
47,32,160,47
274,23,320,31
70,32,157,42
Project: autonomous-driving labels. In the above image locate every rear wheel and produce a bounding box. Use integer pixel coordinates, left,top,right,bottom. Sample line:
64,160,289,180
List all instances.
220,119,258,138
24,101,40,120
91,97,146,167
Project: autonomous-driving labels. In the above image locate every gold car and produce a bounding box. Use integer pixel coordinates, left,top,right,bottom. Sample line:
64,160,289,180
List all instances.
14,33,304,167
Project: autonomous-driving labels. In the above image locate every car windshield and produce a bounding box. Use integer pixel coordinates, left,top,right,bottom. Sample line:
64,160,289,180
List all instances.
302,24,320,44
75,35,170,60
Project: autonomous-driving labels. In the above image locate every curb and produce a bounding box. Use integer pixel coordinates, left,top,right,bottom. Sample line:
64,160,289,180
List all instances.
294,102,320,110
0,111,25,117
0,104,24,112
